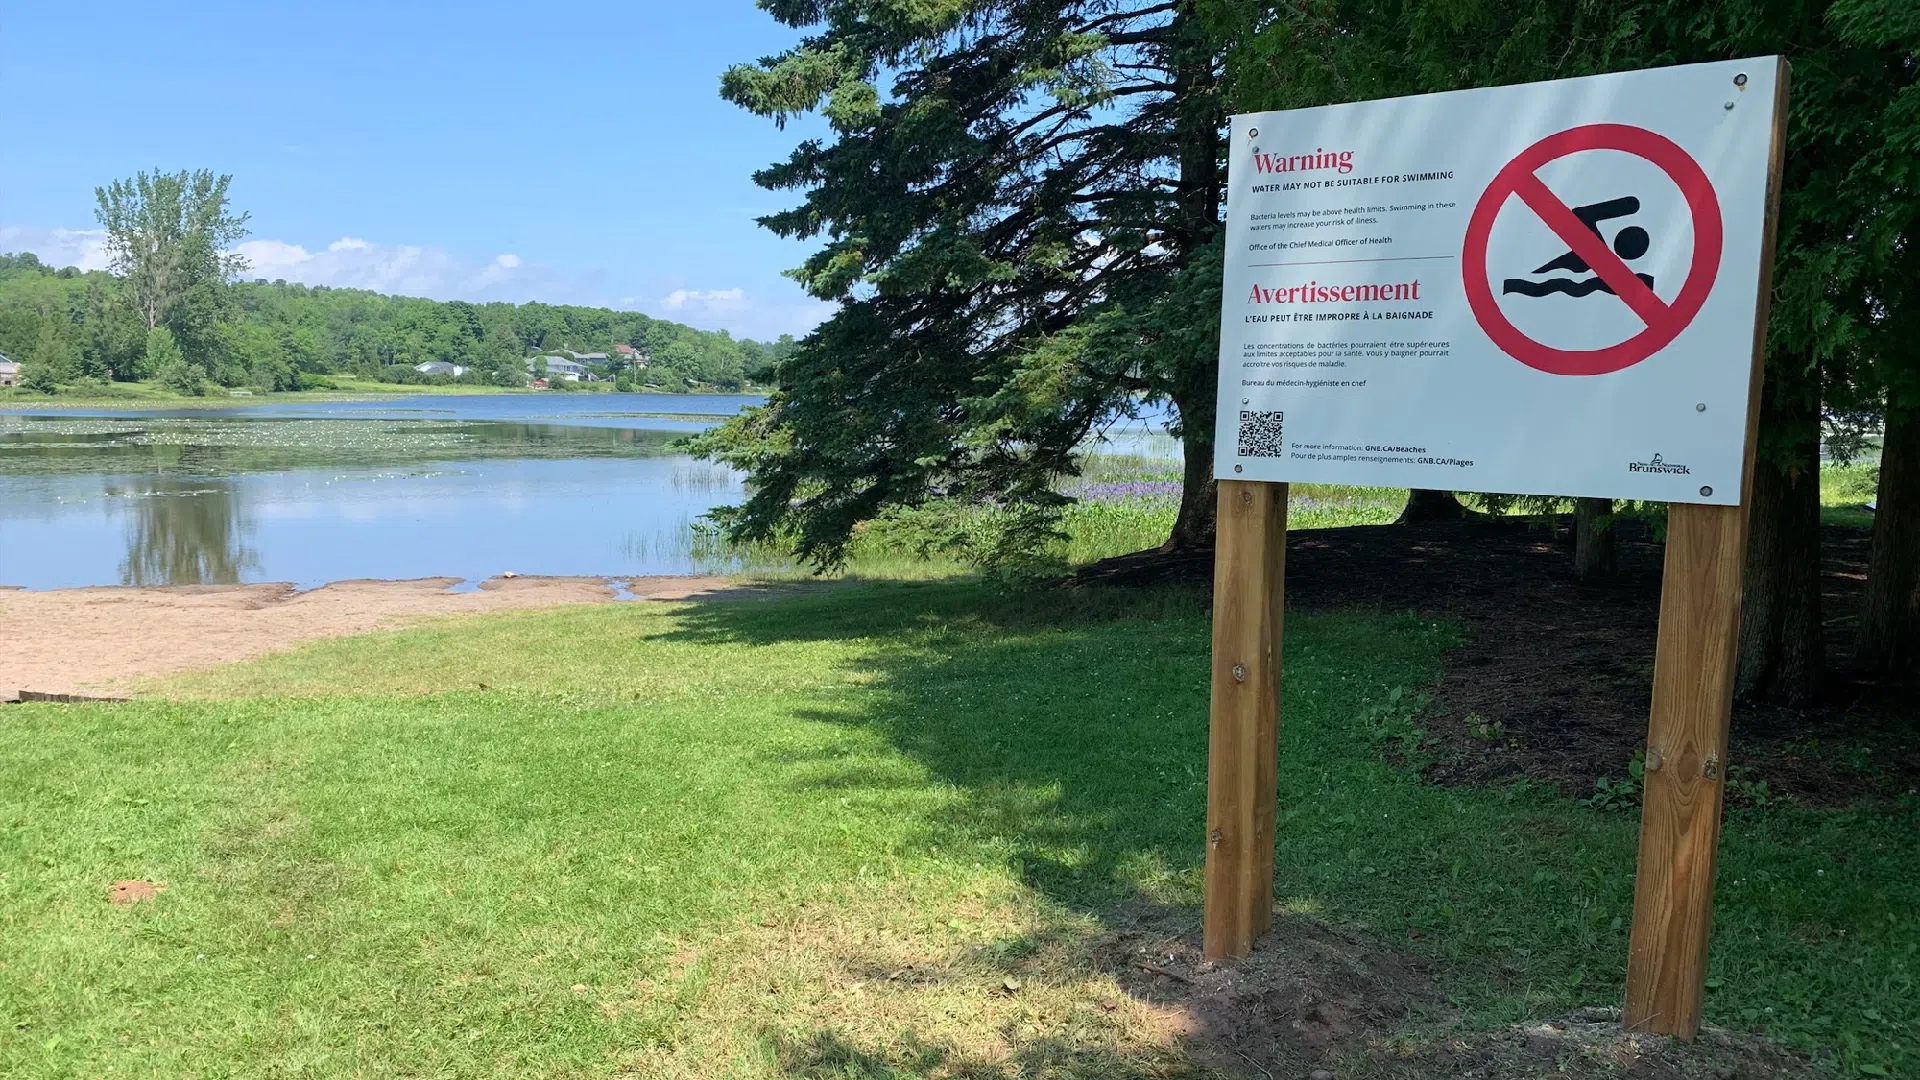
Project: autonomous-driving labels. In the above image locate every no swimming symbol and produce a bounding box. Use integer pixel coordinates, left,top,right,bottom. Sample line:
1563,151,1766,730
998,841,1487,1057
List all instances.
1501,195,1653,298
1462,124,1724,376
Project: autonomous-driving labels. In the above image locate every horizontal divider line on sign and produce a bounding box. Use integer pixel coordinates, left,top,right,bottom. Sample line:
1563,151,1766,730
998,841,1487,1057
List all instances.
1246,255,1457,267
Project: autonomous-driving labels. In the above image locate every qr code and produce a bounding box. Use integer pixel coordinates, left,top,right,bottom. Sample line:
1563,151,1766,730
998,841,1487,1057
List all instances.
1237,410,1285,457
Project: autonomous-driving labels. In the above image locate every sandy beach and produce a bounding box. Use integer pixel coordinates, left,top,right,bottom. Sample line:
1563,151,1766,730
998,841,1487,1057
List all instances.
0,575,749,699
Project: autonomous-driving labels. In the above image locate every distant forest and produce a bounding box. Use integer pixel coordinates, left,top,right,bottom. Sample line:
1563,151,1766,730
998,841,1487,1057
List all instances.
0,250,794,393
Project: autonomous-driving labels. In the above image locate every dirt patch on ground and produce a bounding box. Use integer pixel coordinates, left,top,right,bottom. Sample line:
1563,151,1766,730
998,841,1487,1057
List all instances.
1103,907,1828,1079
1105,907,1440,1073
107,879,161,905
0,575,783,699
1075,518,1918,807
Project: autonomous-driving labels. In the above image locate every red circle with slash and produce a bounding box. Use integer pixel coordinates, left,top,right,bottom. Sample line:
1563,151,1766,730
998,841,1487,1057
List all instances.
1462,123,1723,376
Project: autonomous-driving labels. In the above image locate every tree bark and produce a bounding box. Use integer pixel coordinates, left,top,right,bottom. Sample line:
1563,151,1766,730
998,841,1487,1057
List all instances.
1397,489,1464,523
1160,4,1220,555
1165,386,1217,550
1574,497,1616,581
1169,10,1219,259
1735,387,1825,705
1857,402,1920,673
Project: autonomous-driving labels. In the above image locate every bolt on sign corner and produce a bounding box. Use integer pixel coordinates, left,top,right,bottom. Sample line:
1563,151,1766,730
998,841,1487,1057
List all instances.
1214,58,1781,505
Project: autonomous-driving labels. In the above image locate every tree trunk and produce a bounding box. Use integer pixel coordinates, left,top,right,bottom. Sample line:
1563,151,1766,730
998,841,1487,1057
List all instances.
1165,387,1217,551
1857,402,1920,673
1735,387,1825,705
1169,13,1219,259
1160,7,1221,555
1397,489,1464,523
1574,497,1616,581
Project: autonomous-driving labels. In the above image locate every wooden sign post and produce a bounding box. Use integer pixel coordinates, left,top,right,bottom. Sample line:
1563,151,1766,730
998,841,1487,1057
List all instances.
1623,61,1789,1040
1201,58,1790,1041
1203,479,1287,958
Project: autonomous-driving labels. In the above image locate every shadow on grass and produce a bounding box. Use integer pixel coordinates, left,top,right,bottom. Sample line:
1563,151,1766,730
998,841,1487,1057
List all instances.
654,580,1899,1077
654,579,1453,927
655,581,1253,913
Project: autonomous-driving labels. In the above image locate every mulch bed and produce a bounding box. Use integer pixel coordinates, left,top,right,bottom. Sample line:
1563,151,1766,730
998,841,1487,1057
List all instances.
1075,517,1918,808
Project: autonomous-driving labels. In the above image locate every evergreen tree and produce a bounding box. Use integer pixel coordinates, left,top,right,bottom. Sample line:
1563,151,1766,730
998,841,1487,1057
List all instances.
78,277,145,381
1831,0,1920,676
487,323,527,386
695,0,1228,565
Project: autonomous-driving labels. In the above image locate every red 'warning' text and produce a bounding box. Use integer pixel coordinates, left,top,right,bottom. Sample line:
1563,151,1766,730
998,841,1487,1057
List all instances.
1251,148,1354,175
1248,281,1422,304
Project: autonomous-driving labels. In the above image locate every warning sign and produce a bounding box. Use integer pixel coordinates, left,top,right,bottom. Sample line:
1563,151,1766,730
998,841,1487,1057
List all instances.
1463,124,1724,376
1214,59,1782,505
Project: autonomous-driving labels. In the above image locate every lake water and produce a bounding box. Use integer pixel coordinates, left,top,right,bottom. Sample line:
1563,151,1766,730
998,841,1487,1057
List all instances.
0,394,765,590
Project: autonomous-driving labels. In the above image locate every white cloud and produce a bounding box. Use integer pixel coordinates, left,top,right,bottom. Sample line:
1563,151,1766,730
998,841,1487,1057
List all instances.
230,235,535,300
660,287,746,312
0,226,112,272
642,287,832,341
473,253,522,288
5,224,835,341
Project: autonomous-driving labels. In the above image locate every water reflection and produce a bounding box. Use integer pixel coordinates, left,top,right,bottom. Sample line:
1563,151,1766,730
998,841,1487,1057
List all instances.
0,454,749,590
0,403,761,590
110,476,258,586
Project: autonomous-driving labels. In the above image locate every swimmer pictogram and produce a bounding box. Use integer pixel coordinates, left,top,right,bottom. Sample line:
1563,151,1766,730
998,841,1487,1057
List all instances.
1502,195,1655,298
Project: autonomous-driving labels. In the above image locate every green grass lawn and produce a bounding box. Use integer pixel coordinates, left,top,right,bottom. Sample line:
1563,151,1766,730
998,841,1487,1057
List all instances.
2,584,1912,1077
1821,462,1880,528
0,379,191,406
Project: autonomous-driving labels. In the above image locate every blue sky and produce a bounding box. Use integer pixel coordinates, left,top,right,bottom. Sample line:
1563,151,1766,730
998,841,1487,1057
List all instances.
0,1,834,342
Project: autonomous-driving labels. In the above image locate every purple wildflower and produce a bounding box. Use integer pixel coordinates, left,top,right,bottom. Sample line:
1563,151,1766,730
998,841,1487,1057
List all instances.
1069,480,1183,501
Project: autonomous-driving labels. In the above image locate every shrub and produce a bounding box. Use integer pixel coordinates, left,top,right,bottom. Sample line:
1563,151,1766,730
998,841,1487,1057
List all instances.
156,360,208,396
144,328,206,396
17,360,60,394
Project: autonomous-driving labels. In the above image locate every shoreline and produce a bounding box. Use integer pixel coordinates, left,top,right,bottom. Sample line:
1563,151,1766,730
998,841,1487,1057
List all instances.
0,574,791,700
0,385,768,411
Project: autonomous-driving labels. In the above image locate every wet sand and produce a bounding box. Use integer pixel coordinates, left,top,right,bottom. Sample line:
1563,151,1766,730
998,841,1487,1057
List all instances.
0,575,749,699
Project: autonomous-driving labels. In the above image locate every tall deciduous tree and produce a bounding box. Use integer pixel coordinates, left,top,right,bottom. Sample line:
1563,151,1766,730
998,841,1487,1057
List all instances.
695,0,1228,565
93,170,250,336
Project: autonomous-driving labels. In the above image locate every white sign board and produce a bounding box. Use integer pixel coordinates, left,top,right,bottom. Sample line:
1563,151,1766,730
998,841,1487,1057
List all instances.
1214,58,1780,505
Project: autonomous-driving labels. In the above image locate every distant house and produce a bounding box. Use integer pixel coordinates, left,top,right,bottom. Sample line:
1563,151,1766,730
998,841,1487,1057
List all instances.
526,354,589,382
571,351,609,363
414,361,467,378
0,353,17,387
614,343,650,369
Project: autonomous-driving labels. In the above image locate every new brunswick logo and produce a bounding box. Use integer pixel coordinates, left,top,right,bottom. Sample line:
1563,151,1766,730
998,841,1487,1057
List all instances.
1628,453,1690,475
